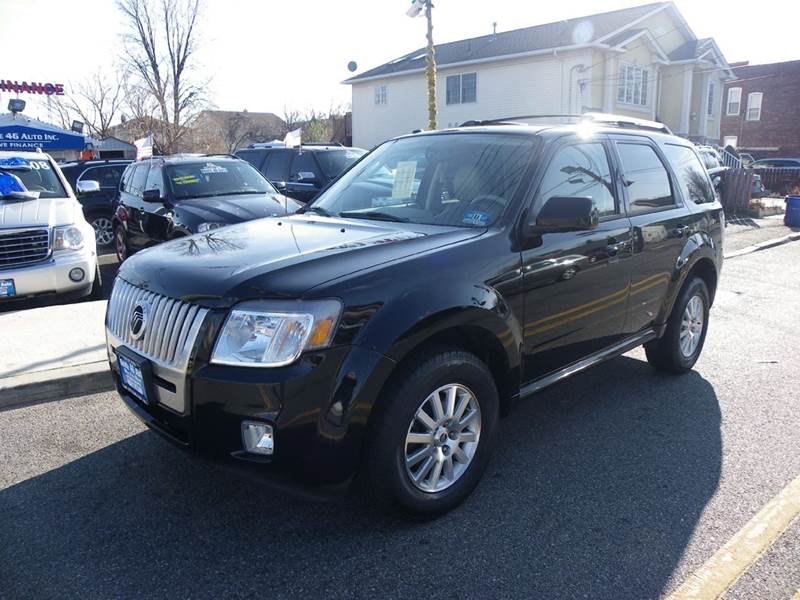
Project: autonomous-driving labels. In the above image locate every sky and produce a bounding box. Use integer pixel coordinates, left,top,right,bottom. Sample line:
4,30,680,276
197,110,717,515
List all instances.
1,0,798,124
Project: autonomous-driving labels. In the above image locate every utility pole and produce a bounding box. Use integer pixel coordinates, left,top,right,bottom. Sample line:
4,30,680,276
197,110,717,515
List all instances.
408,0,437,130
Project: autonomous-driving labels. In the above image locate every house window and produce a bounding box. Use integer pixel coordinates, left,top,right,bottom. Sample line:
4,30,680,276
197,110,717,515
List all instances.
617,63,649,107
707,81,715,116
374,85,387,106
746,92,763,121
722,136,738,148
726,87,742,116
446,72,477,105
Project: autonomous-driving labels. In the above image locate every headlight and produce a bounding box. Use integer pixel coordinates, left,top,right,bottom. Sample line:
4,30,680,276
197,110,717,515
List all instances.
197,222,224,233
53,225,84,251
211,299,342,367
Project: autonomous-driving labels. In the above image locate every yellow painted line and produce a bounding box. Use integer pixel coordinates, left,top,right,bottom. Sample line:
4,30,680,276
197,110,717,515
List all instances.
667,473,800,600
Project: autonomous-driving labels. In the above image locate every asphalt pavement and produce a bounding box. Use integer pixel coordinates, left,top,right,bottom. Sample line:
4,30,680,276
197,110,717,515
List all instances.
1,244,799,599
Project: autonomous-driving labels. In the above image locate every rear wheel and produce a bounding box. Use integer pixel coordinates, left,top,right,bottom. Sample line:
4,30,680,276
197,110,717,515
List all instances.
114,225,129,263
362,348,499,516
645,276,710,374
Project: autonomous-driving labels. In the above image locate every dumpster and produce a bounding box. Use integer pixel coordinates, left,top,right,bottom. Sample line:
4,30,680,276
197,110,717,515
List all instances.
786,196,800,228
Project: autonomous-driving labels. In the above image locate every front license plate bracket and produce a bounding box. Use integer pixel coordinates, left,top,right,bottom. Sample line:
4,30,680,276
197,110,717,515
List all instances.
115,346,158,406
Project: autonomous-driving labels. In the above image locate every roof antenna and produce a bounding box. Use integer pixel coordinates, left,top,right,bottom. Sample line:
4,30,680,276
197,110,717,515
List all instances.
492,22,497,39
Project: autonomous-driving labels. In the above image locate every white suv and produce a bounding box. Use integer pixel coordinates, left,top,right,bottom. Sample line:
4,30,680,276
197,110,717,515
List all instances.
0,151,100,303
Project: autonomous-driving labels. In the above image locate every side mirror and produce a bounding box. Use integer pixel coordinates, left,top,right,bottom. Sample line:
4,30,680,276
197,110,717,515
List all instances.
712,176,722,190
296,171,319,186
272,180,287,190
530,196,599,233
76,180,100,195
142,188,163,203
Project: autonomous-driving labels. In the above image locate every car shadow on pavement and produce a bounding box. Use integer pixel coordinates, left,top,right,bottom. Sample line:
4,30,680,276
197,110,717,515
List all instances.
0,355,721,599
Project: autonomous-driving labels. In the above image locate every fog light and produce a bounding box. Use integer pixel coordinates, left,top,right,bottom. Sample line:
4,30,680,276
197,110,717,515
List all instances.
241,421,274,455
69,267,85,282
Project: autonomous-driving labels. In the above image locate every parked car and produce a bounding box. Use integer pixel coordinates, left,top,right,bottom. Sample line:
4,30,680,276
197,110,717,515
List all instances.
749,157,800,169
749,158,800,195
0,151,100,303
235,143,366,203
697,147,728,178
60,159,132,248
739,152,755,167
112,155,302,262
106,116,723,515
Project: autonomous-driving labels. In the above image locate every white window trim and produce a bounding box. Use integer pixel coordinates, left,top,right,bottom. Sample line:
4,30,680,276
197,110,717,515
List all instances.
746,92,763,121
616,62,650,108
374,84,387,106
726,87,742,116
707,81,715,117
445,72,477,105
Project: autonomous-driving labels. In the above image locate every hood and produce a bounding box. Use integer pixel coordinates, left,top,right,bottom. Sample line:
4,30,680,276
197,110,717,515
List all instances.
176,193,301,224
0,196,81,229
119,214,484,304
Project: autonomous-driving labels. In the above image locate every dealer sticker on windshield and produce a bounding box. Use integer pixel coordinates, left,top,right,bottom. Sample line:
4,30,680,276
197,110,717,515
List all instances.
462,210,489,226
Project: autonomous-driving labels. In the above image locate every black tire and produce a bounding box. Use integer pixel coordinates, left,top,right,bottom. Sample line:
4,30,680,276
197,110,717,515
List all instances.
362,347,500,516
114,225,129,263
645,276,710,374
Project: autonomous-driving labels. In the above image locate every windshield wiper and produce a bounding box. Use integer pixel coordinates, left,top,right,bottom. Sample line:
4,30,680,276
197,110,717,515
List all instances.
338,211,410,223
298,205,332,217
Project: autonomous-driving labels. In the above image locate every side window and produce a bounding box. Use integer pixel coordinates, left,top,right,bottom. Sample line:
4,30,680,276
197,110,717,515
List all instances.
616,143,675,214
264,151,291,181
663,144,715,204
80,166,119,188
289,152,321,182
129,163,150,197
536,142,618,218
144,164,165,196
235,150,266,170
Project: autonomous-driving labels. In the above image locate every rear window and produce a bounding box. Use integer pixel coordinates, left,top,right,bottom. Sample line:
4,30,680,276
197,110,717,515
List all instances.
663,144,715,204
315,149,367,179
0,157,67,199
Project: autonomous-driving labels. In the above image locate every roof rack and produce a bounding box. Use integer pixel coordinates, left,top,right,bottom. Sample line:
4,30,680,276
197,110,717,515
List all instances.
458,112,672,134
246,142,345,149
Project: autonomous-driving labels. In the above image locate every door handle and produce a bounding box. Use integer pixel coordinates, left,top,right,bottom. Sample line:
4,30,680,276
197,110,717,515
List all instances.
673,225,690,237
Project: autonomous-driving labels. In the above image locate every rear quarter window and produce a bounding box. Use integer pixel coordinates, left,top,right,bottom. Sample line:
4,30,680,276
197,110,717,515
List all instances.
616,143,675,214
663,144,715,204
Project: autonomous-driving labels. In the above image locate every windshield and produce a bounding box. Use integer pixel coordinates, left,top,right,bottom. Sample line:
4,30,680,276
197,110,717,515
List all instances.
165,160,274,200
315,148,367,179
308,134,537,227
0,157,67,199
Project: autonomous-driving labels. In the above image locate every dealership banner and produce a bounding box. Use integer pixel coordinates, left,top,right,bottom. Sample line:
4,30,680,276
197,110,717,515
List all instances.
0,80,65,96
0,125,84,151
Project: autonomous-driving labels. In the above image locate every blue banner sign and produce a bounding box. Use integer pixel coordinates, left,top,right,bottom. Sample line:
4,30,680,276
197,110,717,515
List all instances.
0,125,84,151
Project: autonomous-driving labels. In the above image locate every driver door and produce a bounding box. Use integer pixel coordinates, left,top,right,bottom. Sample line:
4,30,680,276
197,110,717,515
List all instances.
520,136,633,382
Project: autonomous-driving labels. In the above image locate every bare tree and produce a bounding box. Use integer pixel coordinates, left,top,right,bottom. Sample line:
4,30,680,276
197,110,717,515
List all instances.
117,0,205,153
281,106,303,135
57,72,126,139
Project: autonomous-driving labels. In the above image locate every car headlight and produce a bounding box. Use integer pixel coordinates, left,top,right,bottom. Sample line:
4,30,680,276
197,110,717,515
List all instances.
53,225,84,251
197,222,224,233
211,299,342,367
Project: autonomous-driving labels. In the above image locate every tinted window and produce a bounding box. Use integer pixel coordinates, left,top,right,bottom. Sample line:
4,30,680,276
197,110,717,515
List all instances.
315,149,367,179
129,164,150,197
617,144,674,214
537,142,617,217
264,150,292,181
165,160,273,200
312,133,537,228
81,166,123,188
234,149,266,170
289,152,321,182
663,145,715,204
120,165,134,193
144,164,166,196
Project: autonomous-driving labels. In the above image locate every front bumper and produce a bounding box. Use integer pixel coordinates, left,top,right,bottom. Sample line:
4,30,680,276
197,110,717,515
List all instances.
0,248,97,299
107,325,396,484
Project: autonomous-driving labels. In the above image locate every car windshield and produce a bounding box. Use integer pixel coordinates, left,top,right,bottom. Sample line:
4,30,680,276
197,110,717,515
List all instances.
0,157,67,199
315,148,367,179
307,133,537,228
165,160,274,200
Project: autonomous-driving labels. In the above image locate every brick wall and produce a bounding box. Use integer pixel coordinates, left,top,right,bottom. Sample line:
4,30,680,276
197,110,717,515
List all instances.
720,60,800,158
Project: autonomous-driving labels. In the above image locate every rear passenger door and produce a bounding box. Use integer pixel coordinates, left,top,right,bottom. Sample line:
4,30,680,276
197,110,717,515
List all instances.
609,135,694,335
122,163,151,251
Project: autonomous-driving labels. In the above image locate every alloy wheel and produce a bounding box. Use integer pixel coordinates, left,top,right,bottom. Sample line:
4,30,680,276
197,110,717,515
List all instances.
404,383,481,493
679,295,704,357
92,217,114,247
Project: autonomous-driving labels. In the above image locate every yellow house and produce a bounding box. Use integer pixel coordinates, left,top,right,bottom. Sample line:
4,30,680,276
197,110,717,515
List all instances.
346,2,736,148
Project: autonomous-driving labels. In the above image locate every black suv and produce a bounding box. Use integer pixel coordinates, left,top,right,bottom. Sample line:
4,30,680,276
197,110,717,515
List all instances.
235,143,366,203
112,154,302,262
106,116,723,515
60,159,132,248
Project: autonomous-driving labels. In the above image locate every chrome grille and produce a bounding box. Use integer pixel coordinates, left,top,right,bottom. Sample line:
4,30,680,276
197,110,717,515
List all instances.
106,278,209,367
0,228,50,269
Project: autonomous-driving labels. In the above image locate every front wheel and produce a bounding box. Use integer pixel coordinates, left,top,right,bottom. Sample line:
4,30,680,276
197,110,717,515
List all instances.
88,213,114,248
645,276,710,374
362,348,499,516
114,225,129,263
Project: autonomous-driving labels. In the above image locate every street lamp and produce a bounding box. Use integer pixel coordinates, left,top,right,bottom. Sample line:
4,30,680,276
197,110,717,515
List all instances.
407,0,437,130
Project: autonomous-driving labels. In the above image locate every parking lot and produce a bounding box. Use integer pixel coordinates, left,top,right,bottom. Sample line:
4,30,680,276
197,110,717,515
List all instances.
2,242,798,599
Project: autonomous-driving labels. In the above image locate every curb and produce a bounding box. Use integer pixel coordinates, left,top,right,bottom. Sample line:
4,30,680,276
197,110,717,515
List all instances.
724,232,800,259
0,361,113,411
